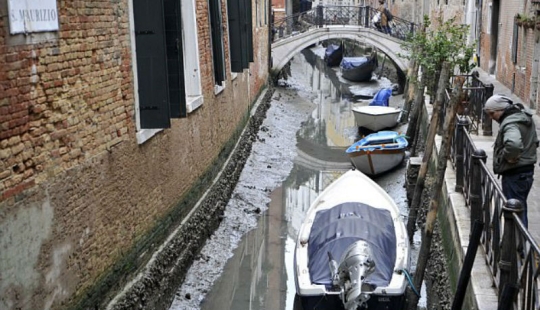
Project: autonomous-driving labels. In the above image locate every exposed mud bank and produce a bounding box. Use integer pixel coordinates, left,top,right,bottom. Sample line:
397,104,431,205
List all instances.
106,87,276,310
409,173,453,310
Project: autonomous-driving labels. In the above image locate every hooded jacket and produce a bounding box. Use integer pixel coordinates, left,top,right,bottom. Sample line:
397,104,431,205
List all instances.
493,105,539,175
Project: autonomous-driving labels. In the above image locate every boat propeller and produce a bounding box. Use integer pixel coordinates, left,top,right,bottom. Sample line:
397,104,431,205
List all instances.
328,240,375,310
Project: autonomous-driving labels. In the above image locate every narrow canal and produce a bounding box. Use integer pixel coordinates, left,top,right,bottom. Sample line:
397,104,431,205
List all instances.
169,44,427,310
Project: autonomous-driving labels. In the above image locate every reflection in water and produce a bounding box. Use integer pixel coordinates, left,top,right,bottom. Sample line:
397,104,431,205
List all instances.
200,46,412,310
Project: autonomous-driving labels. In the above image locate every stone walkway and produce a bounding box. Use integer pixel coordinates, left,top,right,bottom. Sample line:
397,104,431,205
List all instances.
472,68,540,242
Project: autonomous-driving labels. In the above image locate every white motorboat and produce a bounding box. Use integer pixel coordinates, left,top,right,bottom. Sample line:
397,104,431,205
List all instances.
352,106,401,131
345,131,408,176
294,169,411,310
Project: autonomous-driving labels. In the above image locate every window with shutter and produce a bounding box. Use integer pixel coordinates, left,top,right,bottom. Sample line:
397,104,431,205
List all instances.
227,0,244,72
133,0,171,129
512,23,518,64
245,0,254,63
209,0,226,85
164,0,187,118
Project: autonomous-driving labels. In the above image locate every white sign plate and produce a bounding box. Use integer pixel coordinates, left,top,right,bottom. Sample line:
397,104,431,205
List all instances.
8,0,59,34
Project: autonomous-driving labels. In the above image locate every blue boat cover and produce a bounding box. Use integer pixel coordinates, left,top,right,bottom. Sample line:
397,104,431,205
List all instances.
340,57,369,70
346,131,408,154
369,88,393,107
325,44,340,57
307,202,396,288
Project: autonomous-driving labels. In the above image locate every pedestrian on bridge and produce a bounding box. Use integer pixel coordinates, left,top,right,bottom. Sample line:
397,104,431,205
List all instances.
376,0,391,35
484,94,539,228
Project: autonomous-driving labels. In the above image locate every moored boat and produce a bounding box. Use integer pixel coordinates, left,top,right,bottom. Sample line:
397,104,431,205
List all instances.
340,52,378,82
345,131,408,176
294,169,411,310
324,43,344,67
351,105,401,131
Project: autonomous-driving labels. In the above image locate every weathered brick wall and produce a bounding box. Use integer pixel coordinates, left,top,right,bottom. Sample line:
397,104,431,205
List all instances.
479,1,538,111
0,0,269,309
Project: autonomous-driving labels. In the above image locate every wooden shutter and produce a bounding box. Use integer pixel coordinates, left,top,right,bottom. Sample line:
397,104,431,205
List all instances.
511,23,518,64
209,0,226,84
245,0,254,62
134,0,171,129
227,0,244,72
164,0,186,118
238,0,249,69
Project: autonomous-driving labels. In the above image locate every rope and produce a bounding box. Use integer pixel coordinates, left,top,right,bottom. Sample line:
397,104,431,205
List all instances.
402,269,420,297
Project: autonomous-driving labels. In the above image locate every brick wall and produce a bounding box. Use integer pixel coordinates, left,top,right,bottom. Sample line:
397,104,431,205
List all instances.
479,1,540,112
0,0,269,309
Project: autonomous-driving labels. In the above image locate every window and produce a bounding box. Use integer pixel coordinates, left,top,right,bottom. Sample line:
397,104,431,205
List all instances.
511,22,518,64
227,0,254,72
182,0,204,112
129,0,203,143
519,30,527,68
209,0,226,87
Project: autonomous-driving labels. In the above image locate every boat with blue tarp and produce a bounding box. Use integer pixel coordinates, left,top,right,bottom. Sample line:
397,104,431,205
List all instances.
340,52,378,82
294,169,411,310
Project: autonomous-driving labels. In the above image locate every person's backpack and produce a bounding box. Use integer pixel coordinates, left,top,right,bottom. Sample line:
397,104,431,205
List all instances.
384,9,393,21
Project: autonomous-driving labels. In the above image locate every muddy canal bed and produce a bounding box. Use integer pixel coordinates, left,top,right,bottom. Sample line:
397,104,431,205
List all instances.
169,45,451,310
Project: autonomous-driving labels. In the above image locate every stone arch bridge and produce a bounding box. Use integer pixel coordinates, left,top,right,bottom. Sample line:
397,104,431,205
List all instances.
270,5,415,75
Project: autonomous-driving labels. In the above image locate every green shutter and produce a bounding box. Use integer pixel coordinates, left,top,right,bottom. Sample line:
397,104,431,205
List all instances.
209,0,226,84
164,0,186,118
511,23,518,64
245,0,254,63
227,0,244,72
134,0,171,129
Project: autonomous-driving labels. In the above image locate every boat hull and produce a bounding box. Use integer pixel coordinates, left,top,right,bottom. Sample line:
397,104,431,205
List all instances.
348,149,405,176
324,44,343,67
346,131,408,176
298,293,406,310
352,106,401,131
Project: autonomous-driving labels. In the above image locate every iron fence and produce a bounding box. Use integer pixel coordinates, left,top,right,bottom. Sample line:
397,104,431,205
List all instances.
439,72,495,136
452,113,540,309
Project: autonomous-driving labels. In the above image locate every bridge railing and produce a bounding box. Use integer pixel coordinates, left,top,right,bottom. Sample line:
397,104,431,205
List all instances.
451,103,540,309
271,5,416,43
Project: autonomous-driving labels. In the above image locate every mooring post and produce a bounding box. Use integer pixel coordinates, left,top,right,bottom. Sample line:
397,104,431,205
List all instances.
454,117,469,193
497,284,519,310
498,199,522,300
482,83,494,136
450,219,484,310
469,149,486,233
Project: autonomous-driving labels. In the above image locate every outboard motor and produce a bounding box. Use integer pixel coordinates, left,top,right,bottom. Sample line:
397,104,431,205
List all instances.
336,240,375,310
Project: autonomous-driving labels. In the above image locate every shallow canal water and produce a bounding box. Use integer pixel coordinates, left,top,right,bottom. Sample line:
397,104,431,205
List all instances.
169,45,425,310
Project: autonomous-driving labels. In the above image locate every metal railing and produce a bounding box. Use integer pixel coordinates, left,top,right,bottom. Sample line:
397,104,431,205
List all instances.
452,111,540,309
271,5,416,43
439,72,495,136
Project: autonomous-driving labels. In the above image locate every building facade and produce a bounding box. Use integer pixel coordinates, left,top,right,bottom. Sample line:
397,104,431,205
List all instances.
389,0,540,112
0,0,270,309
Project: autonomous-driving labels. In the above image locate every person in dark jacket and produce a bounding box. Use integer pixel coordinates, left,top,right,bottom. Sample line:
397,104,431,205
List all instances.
484,94,539,227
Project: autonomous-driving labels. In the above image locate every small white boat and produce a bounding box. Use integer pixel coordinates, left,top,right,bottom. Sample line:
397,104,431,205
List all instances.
346,131,408,176
352,106,401,131
294,169,411,310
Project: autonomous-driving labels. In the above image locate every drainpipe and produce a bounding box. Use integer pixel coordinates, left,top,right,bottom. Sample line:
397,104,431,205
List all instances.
476,0,482,58
269,4,273,71
512,72,515,93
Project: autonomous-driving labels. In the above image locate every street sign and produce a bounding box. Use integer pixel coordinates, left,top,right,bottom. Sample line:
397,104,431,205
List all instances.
8,0,59,34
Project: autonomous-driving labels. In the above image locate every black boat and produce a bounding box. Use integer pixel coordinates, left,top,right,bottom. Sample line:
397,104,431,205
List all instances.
324,43,344,67
340,51,379,82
